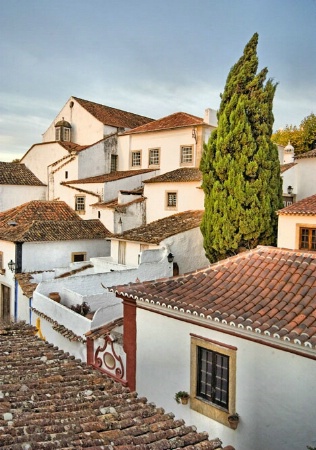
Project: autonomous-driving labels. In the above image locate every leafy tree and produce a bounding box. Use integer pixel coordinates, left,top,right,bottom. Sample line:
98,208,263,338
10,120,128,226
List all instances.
272,113,316,154
200,33,283,263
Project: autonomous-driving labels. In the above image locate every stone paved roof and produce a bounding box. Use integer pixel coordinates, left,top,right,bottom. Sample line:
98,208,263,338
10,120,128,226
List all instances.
277,194,316,215
0,320,226,450
123,112,204,134
63,169,155,185
0,200,111,242
113,210,204,244
144,168,202,184
113,246,316,350
0,162,45,186
73,96,154,129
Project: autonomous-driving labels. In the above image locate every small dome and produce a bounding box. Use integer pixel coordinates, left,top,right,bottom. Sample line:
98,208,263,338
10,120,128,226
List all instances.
55,118,71,128
284,141,294,152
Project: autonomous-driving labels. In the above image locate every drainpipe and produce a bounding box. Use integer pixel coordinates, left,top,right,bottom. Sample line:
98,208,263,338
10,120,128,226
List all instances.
29,297,32,324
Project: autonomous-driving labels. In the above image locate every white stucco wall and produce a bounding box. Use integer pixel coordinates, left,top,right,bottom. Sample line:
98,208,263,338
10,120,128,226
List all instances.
78,141,108,179
163,227,209,274
277,214,316,249
0,185,46,212
118,128,202,173
103,171,158,202
21,142,69,184
42,97,106,145
144,181,204,223
281,165,296,197
135,307,316,450
295,158,316,201
21,239,111,272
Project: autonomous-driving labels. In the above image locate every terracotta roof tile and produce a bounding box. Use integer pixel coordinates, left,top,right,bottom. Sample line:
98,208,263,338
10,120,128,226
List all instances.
113,246,316,349
63,169,155,185
0,201,111,242
277,194,316,215
123,111,204,135
73,96,154,129
113,210,204,244
295,149,316,159
280,162,296,173
144,168,202,184
0,320,225,449
0,162,45,186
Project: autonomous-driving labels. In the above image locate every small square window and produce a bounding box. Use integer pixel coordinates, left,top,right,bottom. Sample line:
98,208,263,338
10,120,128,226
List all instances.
149,148,160,167
166,192,177,209
72,252,86,262
180,146,193,165
131,151,141,167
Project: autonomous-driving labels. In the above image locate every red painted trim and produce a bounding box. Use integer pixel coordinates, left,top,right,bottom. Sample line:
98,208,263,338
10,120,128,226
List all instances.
86,337,94,365
136,303,316,361
122,296,137,391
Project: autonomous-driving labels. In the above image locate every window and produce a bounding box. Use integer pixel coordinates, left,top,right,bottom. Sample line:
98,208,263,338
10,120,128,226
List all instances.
180,145,193,165
65,171,68,179
148,148,160,167
0,252,3,273
72,252,86,262
131,150,141,167
63,127,70,141
197,347,229,409
55,128,61,141
111,154,118,172
75,196,85,214
190,335,236,426
166,191,177,209
118,241,126,265
299,228,316,250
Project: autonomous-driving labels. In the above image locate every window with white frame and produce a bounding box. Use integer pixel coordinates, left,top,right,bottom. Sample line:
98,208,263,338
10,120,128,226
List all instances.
131,150,141,167
166,191,177,209
190,335,236,427
148,148,160,167
180,145,193,165
75,196,85,214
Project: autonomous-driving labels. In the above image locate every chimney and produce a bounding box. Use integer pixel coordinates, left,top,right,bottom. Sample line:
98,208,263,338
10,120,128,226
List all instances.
204,108,217,127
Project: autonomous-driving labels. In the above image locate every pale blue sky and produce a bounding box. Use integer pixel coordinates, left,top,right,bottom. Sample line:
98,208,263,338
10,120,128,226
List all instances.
1,0,315,161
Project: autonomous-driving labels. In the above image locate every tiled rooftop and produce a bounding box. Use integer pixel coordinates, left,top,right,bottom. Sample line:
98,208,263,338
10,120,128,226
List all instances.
73,96,154,129
0,162,45,186
295,148,316,159
144,168,202,184
113,246,316,350
114,210,204,244
0,200,111,242
277,194,316,215
63,169,155,185
95,197,145,213
0,320,226,450
280,162,296,173
123,112,204,135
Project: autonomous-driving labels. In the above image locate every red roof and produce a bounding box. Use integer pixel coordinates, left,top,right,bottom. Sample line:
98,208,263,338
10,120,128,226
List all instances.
123,111,204,134
113,246,316,350
278,194,316,215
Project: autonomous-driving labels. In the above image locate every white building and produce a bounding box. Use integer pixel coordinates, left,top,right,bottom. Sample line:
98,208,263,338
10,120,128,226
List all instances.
113,246,316,450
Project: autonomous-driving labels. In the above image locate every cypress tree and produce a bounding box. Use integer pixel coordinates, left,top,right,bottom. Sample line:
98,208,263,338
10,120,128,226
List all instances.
200,33,283,263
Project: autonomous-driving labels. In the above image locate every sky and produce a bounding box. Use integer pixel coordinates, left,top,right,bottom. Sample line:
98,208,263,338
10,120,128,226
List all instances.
0,0,315,162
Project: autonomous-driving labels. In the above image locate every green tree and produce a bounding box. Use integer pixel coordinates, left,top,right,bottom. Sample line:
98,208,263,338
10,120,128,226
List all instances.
272,113,316,154
200,33,283,263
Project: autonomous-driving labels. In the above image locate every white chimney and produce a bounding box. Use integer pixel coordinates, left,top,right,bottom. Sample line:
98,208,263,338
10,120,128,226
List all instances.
204,108,217,127
283,141,294,164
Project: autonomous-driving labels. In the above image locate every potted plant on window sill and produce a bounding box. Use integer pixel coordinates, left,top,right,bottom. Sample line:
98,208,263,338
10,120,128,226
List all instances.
228,413,239,429
174,391,190,405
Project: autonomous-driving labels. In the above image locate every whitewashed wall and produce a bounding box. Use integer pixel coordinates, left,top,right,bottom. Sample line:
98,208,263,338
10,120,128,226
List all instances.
144,181,204,223
296,158,316,201
42,97,106,145
163,227,209,274
0,185,46,212
135,307,316,450
21,239,111,272
21,142,68,184
103,171,158,202
281,165,296,197
78,141,108,179
277,214,316,249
